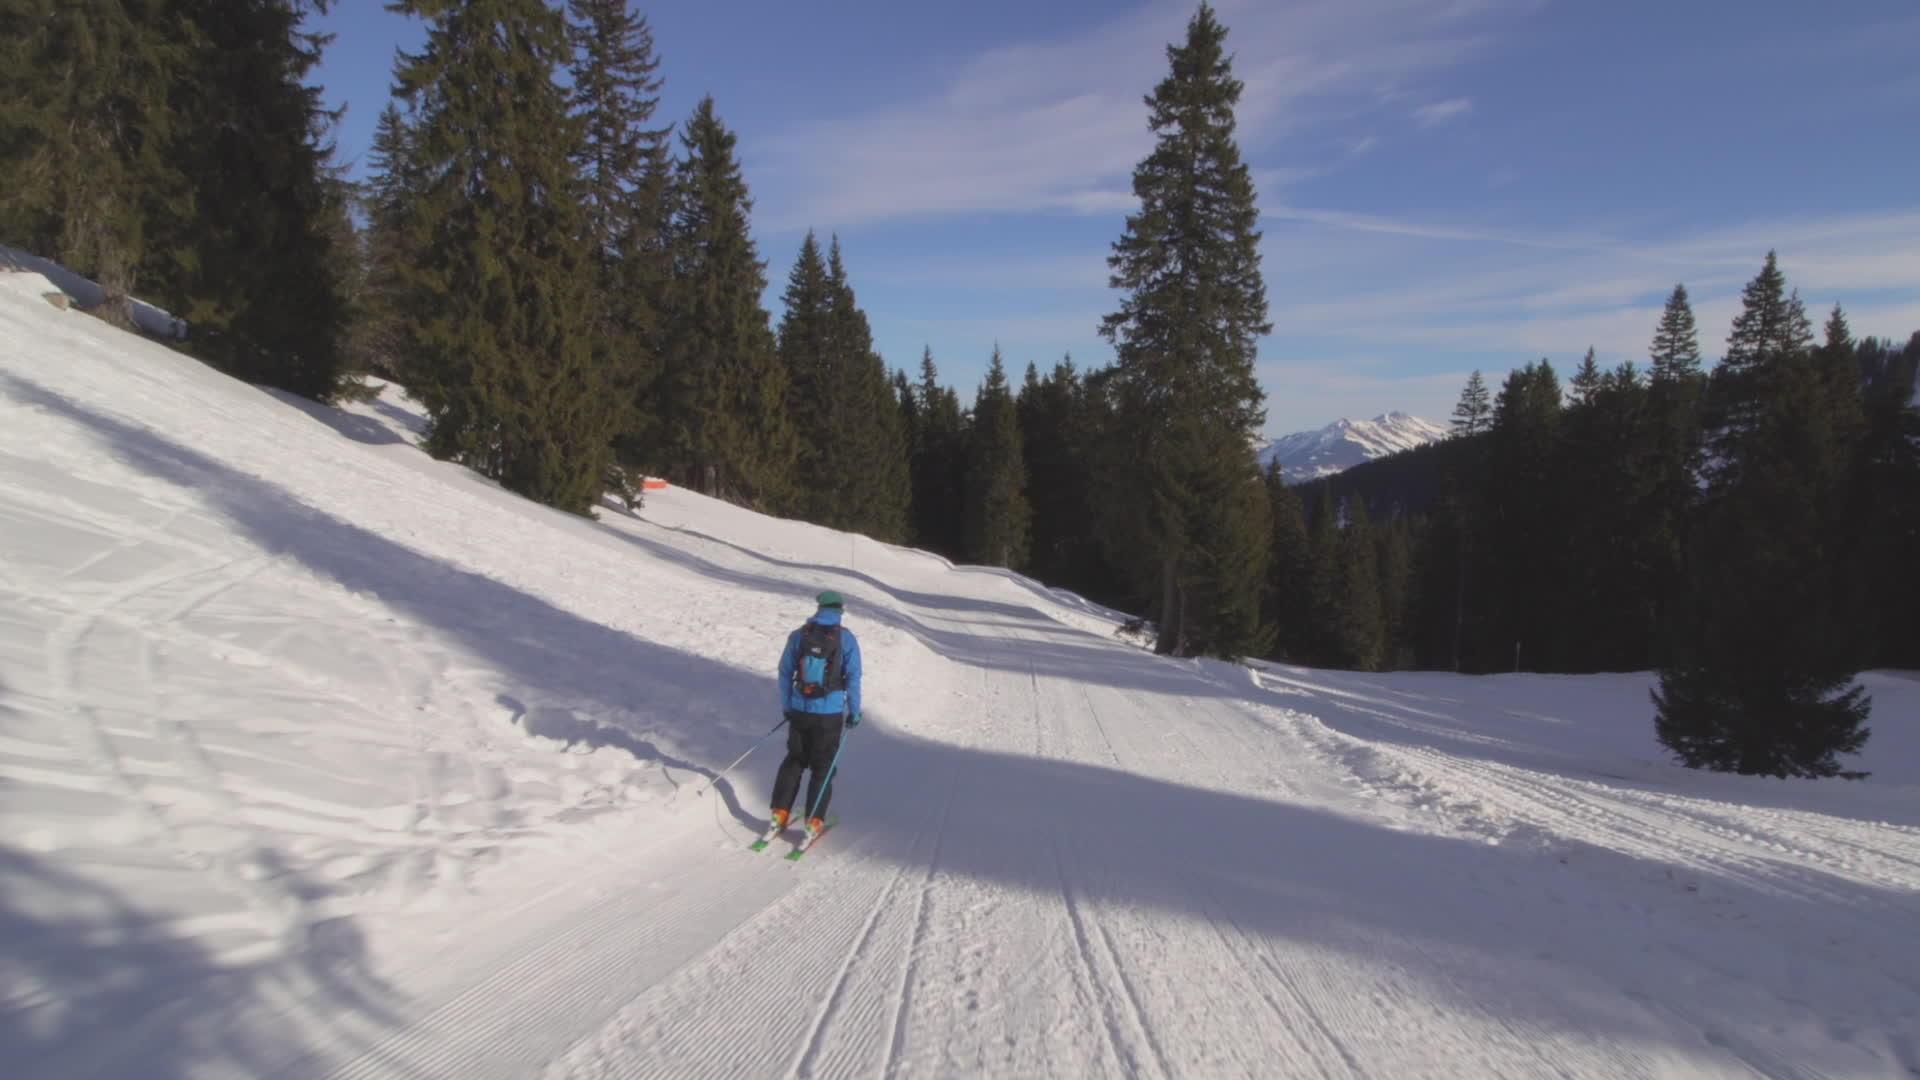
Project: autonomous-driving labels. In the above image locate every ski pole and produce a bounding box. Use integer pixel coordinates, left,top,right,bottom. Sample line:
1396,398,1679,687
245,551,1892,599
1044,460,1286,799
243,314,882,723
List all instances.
697,716,789,797
803,713,852,822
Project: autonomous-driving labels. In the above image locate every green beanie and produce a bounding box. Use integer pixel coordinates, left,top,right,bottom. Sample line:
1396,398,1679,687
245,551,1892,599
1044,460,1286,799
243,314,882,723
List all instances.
815,589,844,609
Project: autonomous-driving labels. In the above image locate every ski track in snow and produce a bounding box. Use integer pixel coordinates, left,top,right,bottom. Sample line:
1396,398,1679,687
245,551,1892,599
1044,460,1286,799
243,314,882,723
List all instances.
5,271,1920,1079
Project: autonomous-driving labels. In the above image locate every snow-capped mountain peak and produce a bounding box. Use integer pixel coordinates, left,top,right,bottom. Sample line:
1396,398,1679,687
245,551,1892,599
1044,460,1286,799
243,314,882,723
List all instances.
1256,411,1448,482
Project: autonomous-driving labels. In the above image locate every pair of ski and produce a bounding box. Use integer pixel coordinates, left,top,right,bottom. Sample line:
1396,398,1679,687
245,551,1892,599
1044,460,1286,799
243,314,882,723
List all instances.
750,814,838,860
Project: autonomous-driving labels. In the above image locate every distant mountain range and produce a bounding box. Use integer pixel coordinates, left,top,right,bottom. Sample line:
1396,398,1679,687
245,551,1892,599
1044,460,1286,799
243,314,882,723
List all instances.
1255,411,1450,483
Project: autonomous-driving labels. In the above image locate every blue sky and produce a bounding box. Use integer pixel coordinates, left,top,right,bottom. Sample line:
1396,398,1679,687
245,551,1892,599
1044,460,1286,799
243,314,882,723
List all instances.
310,0,1920,436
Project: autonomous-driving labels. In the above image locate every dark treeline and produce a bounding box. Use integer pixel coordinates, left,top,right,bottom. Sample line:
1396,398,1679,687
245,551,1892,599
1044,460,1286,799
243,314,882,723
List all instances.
3,0,351,400
1294,266,1917,777
7,3,1912,777
1306,272,1920,688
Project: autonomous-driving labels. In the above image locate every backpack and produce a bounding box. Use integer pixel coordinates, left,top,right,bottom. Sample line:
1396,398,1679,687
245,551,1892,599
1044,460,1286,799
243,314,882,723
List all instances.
792,621,846,700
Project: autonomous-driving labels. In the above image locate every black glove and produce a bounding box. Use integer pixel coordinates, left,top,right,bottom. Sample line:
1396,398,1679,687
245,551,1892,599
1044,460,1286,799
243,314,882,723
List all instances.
846,711,862,728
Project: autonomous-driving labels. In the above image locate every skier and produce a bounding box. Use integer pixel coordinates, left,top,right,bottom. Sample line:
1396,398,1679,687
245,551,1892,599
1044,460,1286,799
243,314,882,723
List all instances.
770,590,863,842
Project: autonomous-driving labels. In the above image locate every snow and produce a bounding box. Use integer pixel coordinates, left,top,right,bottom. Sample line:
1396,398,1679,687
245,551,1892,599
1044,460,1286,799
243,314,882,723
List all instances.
1257,411,1450,483
4,266,1920,1079
1,250,188,340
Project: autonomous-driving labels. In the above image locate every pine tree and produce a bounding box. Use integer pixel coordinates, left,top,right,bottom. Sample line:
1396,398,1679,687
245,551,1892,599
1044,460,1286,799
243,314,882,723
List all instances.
1561,354,1656,670
1432,374,1494,669
1645,283,1707,660
1702,252,1814,487
567,0,669,276
963,347,1031,568
1376,513,1418,670
909,348,968,558
894,365,921,505
1450,370,1492,438
0,2,180,326
1328,497,1386,670
1655,253,1872,778
351,104,424,382
126,0,348,400
863,363,914,543
1484,361,1563,671
1649,283,1702,384
1301,483,1343,666
1567,348,1603,408
383,0,614,513
1416,475,1478,672
656,97,795,506
1261,464,1316,663
1097,2,1271,658
825,238,911,541
1856,333,1920,666
776,231,837,519
776,234,909,537
1018,356,1097,589
566,0,673,495
1204,459,1276,658
1815,305,1872,665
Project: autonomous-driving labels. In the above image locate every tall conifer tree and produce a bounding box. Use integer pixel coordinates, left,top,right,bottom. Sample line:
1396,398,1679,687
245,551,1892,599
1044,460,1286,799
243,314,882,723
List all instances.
1856,333,1920,666
1018,357,1099,589
1645,283,1707,657
777,234,909,537
1649,284,1702,384
0,1,178,325
1567,348,1603,408
1261,464,1316,663
4,0,345,393
826,238,911,541
963,347,1031,568
139,0,348,400
1484,361,1563,670
656,97,795,506
909,348,968,557
1376,513,1419,670
1655,253,1872,777
1561,356,1656,669
1329,497,1386,670
1301,484,1344,666
384,0,614,513
1450,370,1492,438
776,231,837,519
1097,3,1270,657
566,0,673,489
353,104,424,382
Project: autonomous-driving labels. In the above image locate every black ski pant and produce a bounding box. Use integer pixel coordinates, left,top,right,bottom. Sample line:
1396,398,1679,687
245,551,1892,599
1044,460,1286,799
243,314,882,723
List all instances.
772,709,844,820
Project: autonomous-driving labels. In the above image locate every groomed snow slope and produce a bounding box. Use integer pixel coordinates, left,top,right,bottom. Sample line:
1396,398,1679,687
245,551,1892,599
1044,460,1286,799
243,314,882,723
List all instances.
3,270,1919,1079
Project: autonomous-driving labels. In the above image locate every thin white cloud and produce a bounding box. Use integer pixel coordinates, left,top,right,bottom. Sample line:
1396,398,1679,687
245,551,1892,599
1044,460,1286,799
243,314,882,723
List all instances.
1412,97,1473,126
1261,207,1920,365
1265,203,1612,250
754,0,1534,230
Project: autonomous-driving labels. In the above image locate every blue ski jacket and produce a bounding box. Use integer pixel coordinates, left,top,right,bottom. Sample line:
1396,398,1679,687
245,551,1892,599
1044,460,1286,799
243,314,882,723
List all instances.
778,607,863,716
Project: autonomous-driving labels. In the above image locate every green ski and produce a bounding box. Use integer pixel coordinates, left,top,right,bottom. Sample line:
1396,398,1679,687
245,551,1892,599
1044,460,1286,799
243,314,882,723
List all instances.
786,815,838,860
748,817,793,852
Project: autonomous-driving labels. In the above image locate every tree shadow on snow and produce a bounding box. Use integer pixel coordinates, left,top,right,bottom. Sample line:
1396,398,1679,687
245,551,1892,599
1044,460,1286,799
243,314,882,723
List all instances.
604,523,1232,700
3,373,781,833
635,513,1070,623
262,385,410,446
828,720,1920,1071
0,844,412,1080
1247,664,1920,830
